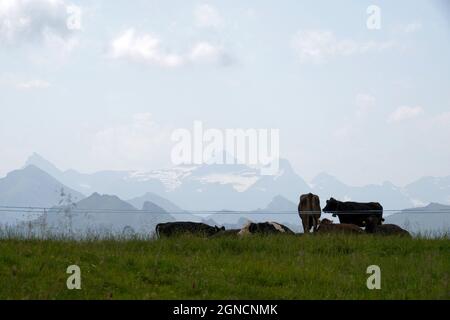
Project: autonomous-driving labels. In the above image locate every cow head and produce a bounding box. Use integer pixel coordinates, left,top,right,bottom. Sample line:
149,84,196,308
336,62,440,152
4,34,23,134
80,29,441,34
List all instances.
319,218,333,225
323,198,338,212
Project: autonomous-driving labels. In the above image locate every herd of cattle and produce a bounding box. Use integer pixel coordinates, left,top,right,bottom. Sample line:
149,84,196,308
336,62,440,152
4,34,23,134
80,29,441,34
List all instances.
155,193,411,238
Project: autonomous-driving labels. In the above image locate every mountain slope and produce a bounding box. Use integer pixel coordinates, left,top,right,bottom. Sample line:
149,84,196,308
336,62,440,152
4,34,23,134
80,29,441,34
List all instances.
128,192,183,212
257,195,298,212
311,172,414,209
24,193,176,237
128,193,203,222
76,193,137,211
25,154,167,200
25,153,63,180
0,165,84,207
386,203,450,234
142,201,167,213
404,176,450,206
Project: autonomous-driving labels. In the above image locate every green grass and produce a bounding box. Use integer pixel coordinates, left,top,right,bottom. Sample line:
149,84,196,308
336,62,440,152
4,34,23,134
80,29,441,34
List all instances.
0,234,449,300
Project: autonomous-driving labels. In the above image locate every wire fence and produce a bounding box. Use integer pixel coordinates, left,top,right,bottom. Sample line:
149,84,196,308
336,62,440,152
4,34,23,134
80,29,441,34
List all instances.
1,204,449,240
1,205,450,215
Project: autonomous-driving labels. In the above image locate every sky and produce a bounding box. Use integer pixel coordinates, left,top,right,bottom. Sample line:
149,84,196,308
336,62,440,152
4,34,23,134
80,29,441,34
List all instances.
0,0,449,186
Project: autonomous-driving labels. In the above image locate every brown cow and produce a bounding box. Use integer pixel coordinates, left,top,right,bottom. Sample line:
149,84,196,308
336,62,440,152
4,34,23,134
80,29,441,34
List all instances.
316,218,364,235
298,193,321,233
365,216,411,237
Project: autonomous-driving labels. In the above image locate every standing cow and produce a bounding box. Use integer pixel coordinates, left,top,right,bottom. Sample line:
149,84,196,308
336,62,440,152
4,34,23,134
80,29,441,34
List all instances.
298,193,321,233
323,198,383,228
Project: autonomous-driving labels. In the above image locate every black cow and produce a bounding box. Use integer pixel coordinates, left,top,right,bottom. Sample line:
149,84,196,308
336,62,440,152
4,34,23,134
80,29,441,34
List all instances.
323,198,384,228
155,222,225,238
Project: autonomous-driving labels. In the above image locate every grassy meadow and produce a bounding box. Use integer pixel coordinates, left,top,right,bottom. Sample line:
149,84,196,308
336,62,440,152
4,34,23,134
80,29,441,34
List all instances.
0,234,449,300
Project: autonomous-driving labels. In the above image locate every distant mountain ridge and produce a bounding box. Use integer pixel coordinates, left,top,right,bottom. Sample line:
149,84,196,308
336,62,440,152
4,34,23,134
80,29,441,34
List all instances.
255,195,298,212
19,192,177,237
2,158,449,235
310,172,413,210
0,165,84,207
401,202,450,213
386,203,450,234
404,177,450,207
76,192,137,211
127,192,183,212
18,153,450,212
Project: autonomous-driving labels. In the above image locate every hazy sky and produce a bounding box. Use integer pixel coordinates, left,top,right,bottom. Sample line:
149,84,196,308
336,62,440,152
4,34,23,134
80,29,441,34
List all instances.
1,0,449,186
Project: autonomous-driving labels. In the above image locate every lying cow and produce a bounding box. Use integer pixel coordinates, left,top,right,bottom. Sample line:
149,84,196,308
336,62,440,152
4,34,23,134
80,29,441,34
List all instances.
316,218,363,235
298,193,321,233
212,229,241,237
365,216,411,237
155,222,225,238
238,222,294,236
323,197,384,228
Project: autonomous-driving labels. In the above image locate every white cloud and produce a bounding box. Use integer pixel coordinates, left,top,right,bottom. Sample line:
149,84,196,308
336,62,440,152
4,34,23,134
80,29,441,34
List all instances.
387,106,424,123
194,4,223,28
110,29,232,67
189,42,223,64
110,28,184,68
291,30,393,63
0,0,82,46
18,79,50,89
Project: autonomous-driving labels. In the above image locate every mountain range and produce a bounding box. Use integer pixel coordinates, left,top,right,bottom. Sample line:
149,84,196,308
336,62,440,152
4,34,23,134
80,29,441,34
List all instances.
0,153,449,235
21,192,176,238
20,153,450,211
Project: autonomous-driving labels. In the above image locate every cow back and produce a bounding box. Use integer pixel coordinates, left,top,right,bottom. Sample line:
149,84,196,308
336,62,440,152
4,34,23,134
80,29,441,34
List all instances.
299,193,321,214
330,200,383,227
